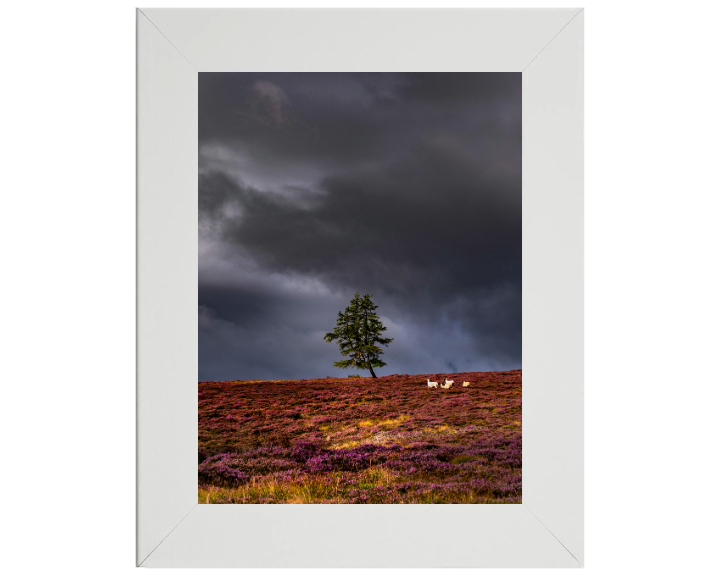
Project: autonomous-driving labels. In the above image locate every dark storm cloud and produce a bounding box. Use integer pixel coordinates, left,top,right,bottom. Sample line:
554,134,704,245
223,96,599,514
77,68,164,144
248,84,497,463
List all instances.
198,73,521,381
199,73,520,169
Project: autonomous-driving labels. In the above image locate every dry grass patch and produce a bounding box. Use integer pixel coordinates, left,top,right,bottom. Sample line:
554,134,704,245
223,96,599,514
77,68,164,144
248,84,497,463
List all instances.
379,415,409,428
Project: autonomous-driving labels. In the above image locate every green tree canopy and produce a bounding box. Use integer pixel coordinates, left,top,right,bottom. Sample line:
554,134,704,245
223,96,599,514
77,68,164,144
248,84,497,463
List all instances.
323,293,393,378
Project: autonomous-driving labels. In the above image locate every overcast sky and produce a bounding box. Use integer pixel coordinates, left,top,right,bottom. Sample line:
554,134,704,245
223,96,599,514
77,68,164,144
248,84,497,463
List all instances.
199,73,521,381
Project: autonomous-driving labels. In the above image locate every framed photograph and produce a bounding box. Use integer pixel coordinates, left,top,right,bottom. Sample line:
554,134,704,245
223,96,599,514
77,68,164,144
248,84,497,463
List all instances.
137,8,583,568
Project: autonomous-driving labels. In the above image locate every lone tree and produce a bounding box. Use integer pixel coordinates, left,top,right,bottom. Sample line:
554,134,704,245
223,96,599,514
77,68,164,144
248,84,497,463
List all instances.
324,292,393,378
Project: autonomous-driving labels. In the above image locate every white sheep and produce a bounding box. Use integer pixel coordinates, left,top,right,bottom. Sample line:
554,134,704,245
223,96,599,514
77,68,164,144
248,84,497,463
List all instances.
462,381,470,387
441,380,453,389
444,379,454,386
427,379,438,389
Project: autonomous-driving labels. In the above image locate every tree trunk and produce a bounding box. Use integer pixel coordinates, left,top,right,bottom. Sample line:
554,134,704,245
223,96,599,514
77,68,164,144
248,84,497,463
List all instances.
369,366,377,378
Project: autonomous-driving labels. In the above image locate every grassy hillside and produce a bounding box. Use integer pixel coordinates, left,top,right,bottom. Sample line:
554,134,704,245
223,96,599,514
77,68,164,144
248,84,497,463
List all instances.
198,370,521,504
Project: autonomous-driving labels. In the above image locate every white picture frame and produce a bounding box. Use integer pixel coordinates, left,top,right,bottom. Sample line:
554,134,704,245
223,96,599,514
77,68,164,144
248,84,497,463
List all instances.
137,7,583,568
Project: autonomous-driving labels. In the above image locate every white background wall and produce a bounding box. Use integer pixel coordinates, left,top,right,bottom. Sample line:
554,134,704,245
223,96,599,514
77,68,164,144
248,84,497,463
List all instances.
1,1,717,574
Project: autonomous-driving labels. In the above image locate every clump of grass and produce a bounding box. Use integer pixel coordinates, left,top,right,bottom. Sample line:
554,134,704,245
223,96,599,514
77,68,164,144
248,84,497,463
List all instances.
379,415,410,428
451,455,478,464
331,439,362,450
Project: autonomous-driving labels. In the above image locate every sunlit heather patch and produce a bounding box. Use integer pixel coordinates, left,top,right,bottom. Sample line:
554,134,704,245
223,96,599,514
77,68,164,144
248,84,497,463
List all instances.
198,370,521,504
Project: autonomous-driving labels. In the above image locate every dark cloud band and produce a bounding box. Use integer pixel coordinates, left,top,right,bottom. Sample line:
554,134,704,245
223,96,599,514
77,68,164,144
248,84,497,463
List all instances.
199,72,521,381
